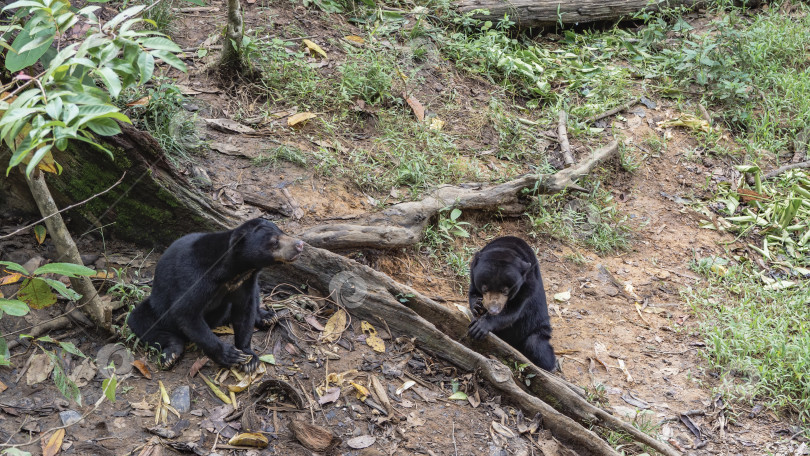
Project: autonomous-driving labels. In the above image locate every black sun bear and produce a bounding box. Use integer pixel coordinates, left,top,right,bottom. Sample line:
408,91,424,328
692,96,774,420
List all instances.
468,236,556,372
126,218,304,372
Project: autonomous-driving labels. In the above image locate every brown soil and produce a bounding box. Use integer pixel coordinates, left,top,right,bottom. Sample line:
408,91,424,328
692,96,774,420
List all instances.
0,1,805,455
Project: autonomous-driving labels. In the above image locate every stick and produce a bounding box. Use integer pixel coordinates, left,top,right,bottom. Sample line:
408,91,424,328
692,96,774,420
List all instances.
0,172,127,240
762,161,810,180
584,98,641,124
558,110,574,167
173,6,219,12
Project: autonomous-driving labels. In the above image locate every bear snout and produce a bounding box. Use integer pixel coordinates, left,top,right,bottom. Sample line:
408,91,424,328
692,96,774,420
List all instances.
274,235,305,263
482,291,507,315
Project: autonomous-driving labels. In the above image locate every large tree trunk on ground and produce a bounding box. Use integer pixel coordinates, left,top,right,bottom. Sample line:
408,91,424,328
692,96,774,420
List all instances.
262,246,680,456
0,124,238,246
300,141,618,250
455,0,761,29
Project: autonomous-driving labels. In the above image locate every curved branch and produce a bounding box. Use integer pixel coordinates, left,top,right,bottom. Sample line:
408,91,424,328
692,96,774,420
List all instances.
300,141,619,249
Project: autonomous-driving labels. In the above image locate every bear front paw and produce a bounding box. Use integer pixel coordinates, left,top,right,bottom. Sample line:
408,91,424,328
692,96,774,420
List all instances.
468,318,491,340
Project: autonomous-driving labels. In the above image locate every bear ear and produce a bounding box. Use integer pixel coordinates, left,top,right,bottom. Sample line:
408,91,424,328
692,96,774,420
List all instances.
517,259,532,274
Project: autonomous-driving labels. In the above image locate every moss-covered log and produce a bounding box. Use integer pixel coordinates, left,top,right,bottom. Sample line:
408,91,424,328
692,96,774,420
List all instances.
1,124,238,245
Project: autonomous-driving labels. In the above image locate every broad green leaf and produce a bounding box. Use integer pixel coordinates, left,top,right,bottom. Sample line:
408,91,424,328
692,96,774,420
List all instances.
102,376,117,402
0,336,9,359
48,351,82,405
33,225,46,244
2,0,46,10
259,354,276,364
0,261,30,275
17,278,57,309
44,97,64,120
448,391,468,400
59,341,86,358
103,5,146,31
33,262,95,277
5,21,55,72
39,277,81,300
139,36,181,52
25,144,53,177
95,67,121,98
149,49,187,72
0,108,39,127
16,32,52,55
137,51,154,84
0,299,30,316
86,117,120,136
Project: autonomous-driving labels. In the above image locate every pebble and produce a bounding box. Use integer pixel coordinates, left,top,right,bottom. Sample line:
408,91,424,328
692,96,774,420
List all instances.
171,386,191,413
59,410,82,426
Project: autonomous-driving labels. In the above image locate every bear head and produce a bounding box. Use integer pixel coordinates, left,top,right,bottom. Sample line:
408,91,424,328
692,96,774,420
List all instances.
229,218,304,268
471,250,532,315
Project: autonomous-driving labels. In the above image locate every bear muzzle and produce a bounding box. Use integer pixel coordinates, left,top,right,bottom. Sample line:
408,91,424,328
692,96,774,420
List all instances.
274,236,305,263
482,291,508,315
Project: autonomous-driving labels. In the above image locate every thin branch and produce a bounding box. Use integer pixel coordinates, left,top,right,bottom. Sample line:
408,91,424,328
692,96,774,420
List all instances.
763,161,810,180
0,394,106,448
584,98,641,124
558,110,574,167
0,171,126,240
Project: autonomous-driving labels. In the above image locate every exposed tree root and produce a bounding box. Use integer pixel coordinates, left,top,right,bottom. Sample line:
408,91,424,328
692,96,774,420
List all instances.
300,141,619,250
263,241,680,456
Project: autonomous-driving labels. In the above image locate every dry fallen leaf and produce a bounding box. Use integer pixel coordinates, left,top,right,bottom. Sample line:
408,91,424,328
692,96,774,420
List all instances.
126,96,150,107
321,309,347,343
346,435,375,449
344,35,365,44
350,381,369,401
658,114,712,133
212,326,234,335
318,386,341,405
0,380,7,393
395,380,415,395
360,321,385,353
287,112,317,127
228,432,269,448
188,357,209,378
41,428,65,456
429,117,444,131
491,421,516,438
302,39,327,59
305,315,325,331
133,359,152,379
403,92,425,122
0,273,23,286
553,290,571,302
26,353,54,386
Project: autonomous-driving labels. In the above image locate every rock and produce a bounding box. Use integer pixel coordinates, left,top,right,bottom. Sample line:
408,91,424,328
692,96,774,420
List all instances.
171,386,191,413
603,286,620,297
60,410,82,426
80,254,99,265
21,255,45,274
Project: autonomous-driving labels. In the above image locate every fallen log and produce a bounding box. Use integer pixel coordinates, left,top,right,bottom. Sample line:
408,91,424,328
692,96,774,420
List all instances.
0,123,238,246
300,141,619,250
263,244,680,456
455,0,761,29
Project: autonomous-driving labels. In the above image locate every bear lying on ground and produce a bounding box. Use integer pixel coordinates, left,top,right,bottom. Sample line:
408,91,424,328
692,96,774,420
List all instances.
126,218,304,372
467,236,556,372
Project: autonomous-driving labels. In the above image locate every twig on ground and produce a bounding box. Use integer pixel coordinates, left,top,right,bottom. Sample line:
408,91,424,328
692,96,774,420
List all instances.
0,394,106,449
584,98,641,124
558,110,574,168
763,161,810,180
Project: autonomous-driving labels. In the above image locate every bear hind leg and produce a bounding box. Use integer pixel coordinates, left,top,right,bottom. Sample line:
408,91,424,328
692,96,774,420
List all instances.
523,333,557,372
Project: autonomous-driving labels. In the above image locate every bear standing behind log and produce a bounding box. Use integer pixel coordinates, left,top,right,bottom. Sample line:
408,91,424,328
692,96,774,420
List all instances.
468,236,556,371
126,218,304,372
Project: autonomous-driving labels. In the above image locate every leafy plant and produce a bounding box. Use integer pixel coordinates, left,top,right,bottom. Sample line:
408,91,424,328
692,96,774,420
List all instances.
0,260,95,366
436,207,471,241
0,0,187,176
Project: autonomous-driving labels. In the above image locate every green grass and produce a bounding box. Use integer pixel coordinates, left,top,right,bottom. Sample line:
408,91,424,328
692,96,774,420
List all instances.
687,258,810,425
527,181,632,254
253,145,308,168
